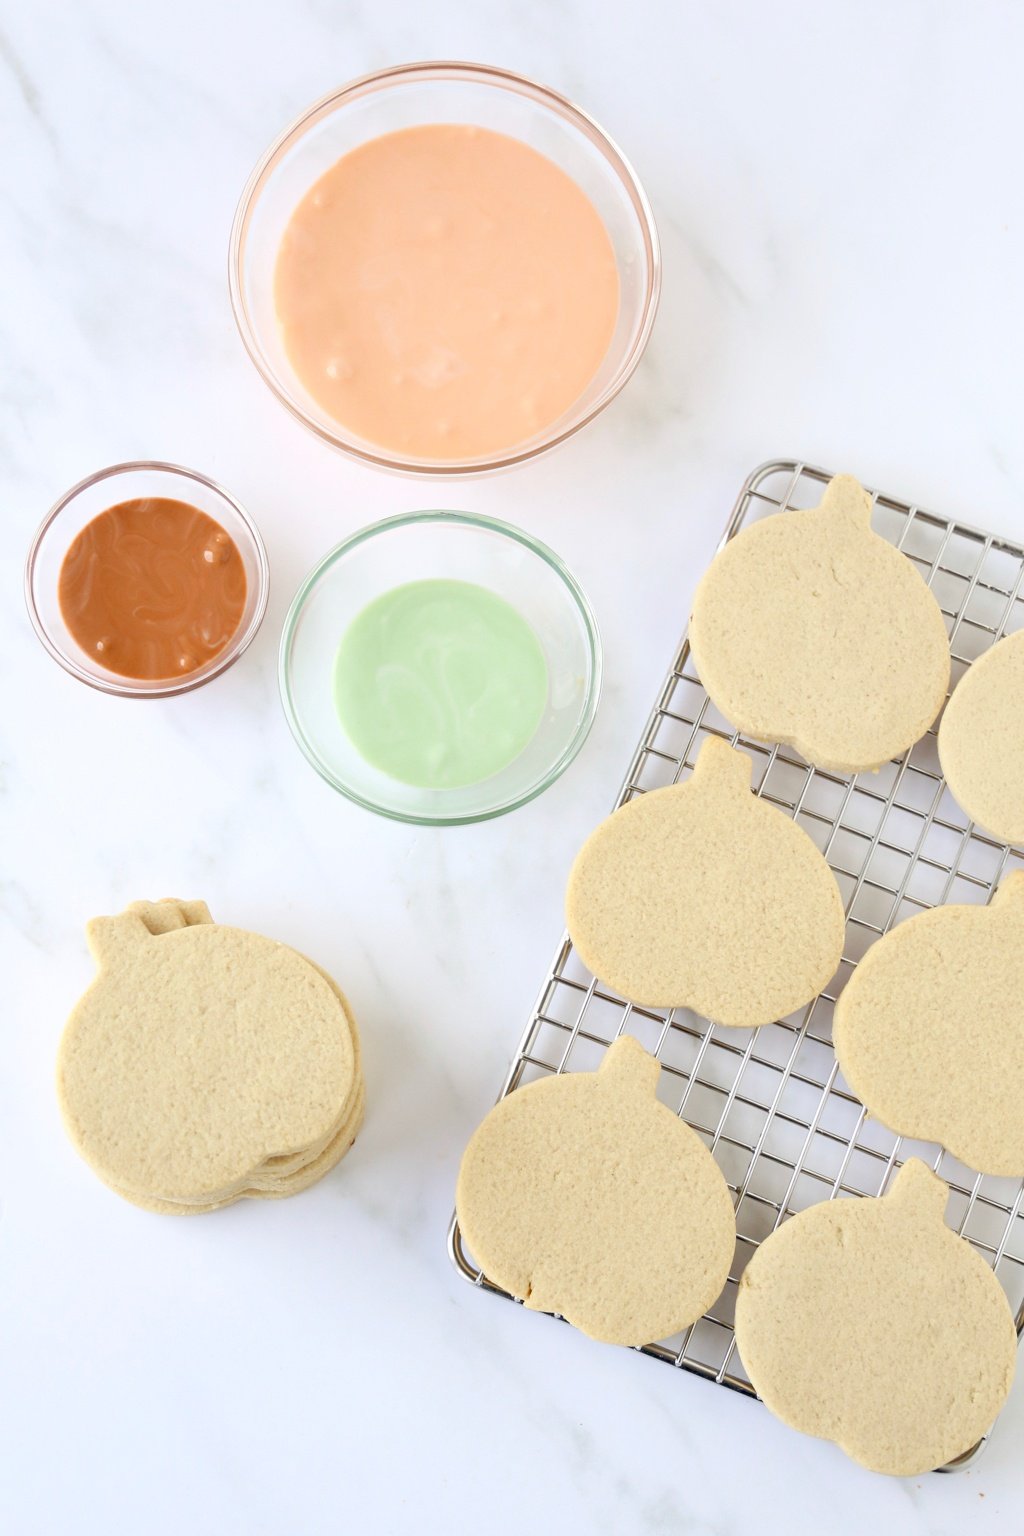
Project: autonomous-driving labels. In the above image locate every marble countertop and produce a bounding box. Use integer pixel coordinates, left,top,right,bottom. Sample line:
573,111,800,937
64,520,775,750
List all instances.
4,2,1024,1532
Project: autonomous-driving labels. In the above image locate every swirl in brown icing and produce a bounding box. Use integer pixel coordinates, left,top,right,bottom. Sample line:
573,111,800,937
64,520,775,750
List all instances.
58,497,247,681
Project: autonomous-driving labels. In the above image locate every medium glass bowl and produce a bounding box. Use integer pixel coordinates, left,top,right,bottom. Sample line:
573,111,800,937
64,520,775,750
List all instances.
229,60,660,476
24,461,270,698
279,511,602,823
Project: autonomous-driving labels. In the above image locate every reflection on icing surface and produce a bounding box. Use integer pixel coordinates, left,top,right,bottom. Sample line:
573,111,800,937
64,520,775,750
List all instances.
274,124,619,461
58,498,247,680
333,579,549,789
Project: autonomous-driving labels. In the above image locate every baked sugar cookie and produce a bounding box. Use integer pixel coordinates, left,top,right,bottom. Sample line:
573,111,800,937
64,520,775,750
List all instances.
58,900,363,1211
689,475,950,772
456,1037,735,1345
565,737,845,1026
834,873,1024,1176
938,628,1024,844
734,1160,1016,1475
108,1081,367,1214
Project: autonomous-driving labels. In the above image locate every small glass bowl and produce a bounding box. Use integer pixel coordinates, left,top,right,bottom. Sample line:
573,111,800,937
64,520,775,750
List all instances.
25,461,270,698
229,60,661,476
280,511,601,823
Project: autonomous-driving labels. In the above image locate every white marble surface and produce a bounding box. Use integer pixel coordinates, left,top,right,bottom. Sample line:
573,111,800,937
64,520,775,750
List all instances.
4,1,1024,1531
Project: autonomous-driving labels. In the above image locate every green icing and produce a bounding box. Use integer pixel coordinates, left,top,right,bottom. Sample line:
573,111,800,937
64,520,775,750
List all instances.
334,579,549,789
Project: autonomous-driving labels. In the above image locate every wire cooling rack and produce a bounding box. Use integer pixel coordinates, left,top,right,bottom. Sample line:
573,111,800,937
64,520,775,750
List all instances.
448,459,1024,1470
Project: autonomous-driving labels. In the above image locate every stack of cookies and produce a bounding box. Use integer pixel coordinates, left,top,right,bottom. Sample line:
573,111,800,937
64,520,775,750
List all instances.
56,899,364,1214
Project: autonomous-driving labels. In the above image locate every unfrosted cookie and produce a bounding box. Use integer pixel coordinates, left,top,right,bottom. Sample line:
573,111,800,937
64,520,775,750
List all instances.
834,874,1024,1176
109,1081,367,1214
565,737,845,1026
689,474,950,772
734,1160,1016,1475
938,628,1024,844
58,900,362,1209
456,1037,736,1346
245,954,364,1180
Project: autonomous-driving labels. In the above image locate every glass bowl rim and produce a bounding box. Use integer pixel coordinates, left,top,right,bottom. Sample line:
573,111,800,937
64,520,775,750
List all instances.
228,58,662,478
278,507,603,824
23,458,271,699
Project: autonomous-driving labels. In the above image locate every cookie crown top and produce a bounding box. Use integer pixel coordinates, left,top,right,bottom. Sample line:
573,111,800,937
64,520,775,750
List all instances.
595,1035,661,1097
86,898,214,963
689,735,752,796
884,1158,948,1221
817,473,873,526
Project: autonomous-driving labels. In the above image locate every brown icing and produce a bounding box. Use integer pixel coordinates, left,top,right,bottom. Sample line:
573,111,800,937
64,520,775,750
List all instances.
58,497,247,681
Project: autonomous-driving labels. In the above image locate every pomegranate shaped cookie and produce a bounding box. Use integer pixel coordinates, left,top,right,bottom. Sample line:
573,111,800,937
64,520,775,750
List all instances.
457,1037,736,1346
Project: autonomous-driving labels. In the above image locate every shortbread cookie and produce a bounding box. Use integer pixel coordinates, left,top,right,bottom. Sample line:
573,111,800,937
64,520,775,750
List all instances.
58,900,362,1209
689,475,950,772
734,1160,1016,1475
246,956,364,1181
565,738,845,1026
109,1081,367,1214
61,901,361,1199
938,628,1024,844
457,1037,736,1345
834,874,1024,1175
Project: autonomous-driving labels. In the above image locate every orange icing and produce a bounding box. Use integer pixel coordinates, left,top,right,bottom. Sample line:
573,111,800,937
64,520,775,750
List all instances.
274,124,619,460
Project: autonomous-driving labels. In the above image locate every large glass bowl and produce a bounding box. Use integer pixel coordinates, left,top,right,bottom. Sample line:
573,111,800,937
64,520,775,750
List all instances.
279,511,601,822
24,461,269,699
229,61,660,476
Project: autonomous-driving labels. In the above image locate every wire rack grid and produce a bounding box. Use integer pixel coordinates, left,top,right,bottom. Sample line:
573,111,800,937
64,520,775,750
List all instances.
448,459,1024,1470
